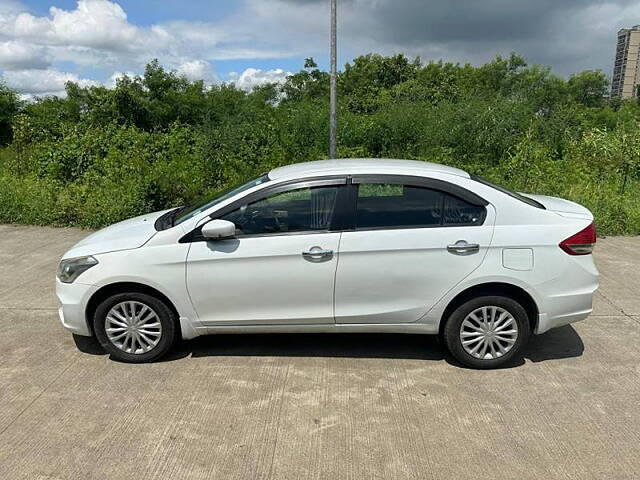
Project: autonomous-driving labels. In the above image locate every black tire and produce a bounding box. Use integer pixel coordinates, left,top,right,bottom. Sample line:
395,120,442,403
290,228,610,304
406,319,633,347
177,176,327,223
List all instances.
93,292,177,363
443,296,530,369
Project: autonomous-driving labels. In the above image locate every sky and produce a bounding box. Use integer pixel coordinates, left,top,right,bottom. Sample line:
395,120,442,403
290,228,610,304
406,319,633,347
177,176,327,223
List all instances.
1,0,640,98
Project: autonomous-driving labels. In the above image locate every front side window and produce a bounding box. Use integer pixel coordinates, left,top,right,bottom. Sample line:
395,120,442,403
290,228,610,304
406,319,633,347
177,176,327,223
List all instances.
355,182,485,229
220,185,339,236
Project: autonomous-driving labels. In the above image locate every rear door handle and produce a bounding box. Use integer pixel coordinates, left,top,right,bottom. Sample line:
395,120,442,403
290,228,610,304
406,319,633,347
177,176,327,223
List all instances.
447,240,480,255
302,247,334,259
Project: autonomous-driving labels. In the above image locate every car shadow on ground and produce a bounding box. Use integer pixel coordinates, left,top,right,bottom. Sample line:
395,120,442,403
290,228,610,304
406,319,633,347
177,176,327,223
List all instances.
73,324,584,368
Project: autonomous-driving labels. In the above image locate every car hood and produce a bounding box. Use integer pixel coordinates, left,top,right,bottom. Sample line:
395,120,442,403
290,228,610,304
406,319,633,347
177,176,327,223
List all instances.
62,209,173,258
521,194,593,220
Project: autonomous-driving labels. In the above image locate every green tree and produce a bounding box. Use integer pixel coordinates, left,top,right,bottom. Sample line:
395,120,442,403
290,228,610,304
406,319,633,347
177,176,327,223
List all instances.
567,70,609,107
0,83,21,146
340,54,419,113
281,57,329,103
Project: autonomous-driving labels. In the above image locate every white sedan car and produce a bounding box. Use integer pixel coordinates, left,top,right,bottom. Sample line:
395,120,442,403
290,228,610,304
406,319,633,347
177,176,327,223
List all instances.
56,159,598,368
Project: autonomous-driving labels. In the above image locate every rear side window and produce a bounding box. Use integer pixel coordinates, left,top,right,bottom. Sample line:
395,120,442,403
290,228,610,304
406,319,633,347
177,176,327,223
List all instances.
355,183,485,229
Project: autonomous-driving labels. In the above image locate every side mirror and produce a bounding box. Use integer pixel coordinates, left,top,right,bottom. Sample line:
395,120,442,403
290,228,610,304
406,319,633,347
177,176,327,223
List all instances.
201,220,236,240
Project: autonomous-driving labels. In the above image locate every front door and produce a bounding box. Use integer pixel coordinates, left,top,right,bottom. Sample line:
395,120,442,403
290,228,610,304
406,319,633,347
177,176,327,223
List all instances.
335,178,495,324
186,180,345,325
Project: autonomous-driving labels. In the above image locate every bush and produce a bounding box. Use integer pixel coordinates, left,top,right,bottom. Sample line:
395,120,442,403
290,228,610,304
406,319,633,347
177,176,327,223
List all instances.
0,55,638,235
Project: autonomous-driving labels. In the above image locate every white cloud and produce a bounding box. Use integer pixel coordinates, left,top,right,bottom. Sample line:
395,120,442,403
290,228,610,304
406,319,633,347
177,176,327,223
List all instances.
0,0,174,71
2,0,141,51
47,0,138,50
154,21,229,50
0,0,315,66
0,1,304,96
0,40,50,69
228,67,290,91
0,0,25,15
176,59,218,83
2,68,98,97
3,0,633,98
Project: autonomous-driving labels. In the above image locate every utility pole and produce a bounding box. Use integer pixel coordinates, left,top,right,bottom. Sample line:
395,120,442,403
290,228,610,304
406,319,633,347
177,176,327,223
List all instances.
329,0,338,159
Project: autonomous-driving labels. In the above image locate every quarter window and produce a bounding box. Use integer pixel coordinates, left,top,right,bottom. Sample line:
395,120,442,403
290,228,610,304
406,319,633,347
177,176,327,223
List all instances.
220,185,339,235
443,193,485,226
355,182,485,229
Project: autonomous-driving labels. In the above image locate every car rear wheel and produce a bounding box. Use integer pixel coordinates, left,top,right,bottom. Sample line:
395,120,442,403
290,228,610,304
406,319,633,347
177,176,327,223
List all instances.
443,296,530,369
93,292,177,363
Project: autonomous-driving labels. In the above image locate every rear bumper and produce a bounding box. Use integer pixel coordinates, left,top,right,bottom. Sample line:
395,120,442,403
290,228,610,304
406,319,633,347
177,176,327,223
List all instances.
56,279,96,337
536,304,594,334
534,255,599,334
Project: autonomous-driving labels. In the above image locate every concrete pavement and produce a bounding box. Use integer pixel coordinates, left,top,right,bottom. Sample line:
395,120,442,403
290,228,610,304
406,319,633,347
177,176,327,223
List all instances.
0,224,639,480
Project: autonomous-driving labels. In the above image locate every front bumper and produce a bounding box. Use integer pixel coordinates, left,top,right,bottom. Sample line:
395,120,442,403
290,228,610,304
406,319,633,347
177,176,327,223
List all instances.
56,278,97,337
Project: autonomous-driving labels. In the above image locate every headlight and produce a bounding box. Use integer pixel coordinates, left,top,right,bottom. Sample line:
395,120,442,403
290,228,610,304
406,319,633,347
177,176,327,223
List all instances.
57,256,99,283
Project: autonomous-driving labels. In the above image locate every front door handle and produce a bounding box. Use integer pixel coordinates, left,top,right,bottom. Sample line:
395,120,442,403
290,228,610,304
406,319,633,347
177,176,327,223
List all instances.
302,246,334,259
447,240,480,255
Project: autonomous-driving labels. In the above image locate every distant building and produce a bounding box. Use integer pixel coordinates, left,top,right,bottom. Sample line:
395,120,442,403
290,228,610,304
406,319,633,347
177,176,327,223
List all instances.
612,25,640,98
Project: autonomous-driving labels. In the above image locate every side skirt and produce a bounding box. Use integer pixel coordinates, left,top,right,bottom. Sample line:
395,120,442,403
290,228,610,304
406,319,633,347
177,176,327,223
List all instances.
203,323,438,336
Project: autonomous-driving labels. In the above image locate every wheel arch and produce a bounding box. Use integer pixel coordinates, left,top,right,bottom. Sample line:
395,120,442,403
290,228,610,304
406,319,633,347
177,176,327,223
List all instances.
85,282,181,337
438,282,539,335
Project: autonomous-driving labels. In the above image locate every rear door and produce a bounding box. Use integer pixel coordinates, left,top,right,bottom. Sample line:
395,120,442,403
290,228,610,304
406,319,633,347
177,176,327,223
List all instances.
335,176,495,324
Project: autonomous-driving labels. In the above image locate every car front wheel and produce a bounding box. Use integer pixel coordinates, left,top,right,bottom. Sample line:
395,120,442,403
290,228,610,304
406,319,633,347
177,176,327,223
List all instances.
93,292,177,363
443,296,530,369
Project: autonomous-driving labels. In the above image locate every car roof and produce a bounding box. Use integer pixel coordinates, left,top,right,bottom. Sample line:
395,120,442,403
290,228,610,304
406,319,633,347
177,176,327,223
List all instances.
268,159,470,181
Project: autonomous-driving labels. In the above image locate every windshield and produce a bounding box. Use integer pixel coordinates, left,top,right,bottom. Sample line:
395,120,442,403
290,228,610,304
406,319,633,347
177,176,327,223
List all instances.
471,175,545,209
174,174,270,226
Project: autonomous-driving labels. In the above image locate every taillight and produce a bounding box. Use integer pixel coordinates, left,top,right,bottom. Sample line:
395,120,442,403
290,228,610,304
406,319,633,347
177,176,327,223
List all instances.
559,222,596,255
